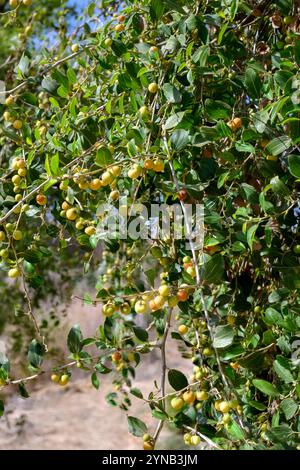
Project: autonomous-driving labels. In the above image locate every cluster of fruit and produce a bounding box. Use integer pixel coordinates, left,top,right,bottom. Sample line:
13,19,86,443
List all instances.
111,350,135,372
9,0,32,9
50,372,70,386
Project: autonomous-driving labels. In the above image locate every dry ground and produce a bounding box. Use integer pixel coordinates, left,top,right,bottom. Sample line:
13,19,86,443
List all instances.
0,295,190,450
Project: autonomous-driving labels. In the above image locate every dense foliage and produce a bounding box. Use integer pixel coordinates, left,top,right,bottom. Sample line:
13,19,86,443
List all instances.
1,0,300,450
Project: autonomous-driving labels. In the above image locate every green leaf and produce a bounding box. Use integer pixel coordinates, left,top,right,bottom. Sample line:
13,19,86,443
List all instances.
295,39,300,67
248,400,267,411
67,324,83,354
130,388,143,399
287,154,300,178
170,129,189,150
50,154,60,176
265,136,291,156
28,340,44,369
168,369,188,391
273,356,294,384
95,147,113,167
280,398,297,420
164,112,185,130
162,83,182,103
91,372,100,390
246,224,258,251
192,45,209,66
213,325,234,349
245,67,261,98
265,425,292,444
227,421,245,441
18,382,29,399
252,379,280,397
17,54,30,76
205,99,231,120
0,400,4,418
133,326,148,342
200,254,224,283
127,416,147,437
150,0,165,20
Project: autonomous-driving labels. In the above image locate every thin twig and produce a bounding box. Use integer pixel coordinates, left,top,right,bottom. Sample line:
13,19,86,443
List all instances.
153,307,173,446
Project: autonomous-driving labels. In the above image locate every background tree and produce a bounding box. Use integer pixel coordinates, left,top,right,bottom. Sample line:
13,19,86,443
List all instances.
1,0,300,450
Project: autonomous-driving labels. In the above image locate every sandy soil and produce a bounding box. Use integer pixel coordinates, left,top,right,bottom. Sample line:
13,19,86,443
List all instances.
0,296,190,450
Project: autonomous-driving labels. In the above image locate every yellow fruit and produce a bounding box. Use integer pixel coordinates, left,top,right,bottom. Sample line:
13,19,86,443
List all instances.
139,106,149,118
150,46,158,53
85,226,96,236
178,324,188,335
222,413,231,424
219,401,230,413
71,44,79,53
23,0,32,5
16,159,26,169
89,178,102,190
153,294,165,309
128,165,142,179
171,396,184,411
18,168,27,177
134,300,148,314
117,14,126,22
144,159,153,170
101,171,114,186
158,284,170,297
12,230,22,240
120,303,131,315
12,174,21,185
5,95,15,106
214,399,221,411
203,347,213,357
59,374,70,386
190,435,201,446
168,296,178,308
36,194,47,206
3,111,11,122
153,159,164,172
148,82,158,94
196,390,208,401
66,208,78,221
115,24,125,32
104,38,113,47
8,267,21,278
183,433,192,444
0,231,6,242
13,120,23,130
51,374,60,383
143,441,154,451
183,390,195,404
61,201,71,211
110,190,119,201
102,302,115,317
9,0,18,7
111,165,121,177
228,117,242,131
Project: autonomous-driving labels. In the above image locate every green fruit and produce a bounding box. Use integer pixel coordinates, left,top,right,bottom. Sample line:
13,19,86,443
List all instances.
13,230,23,241
254,305,261,314
171,396,184,411
293,245,300,255
150,246,163,259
